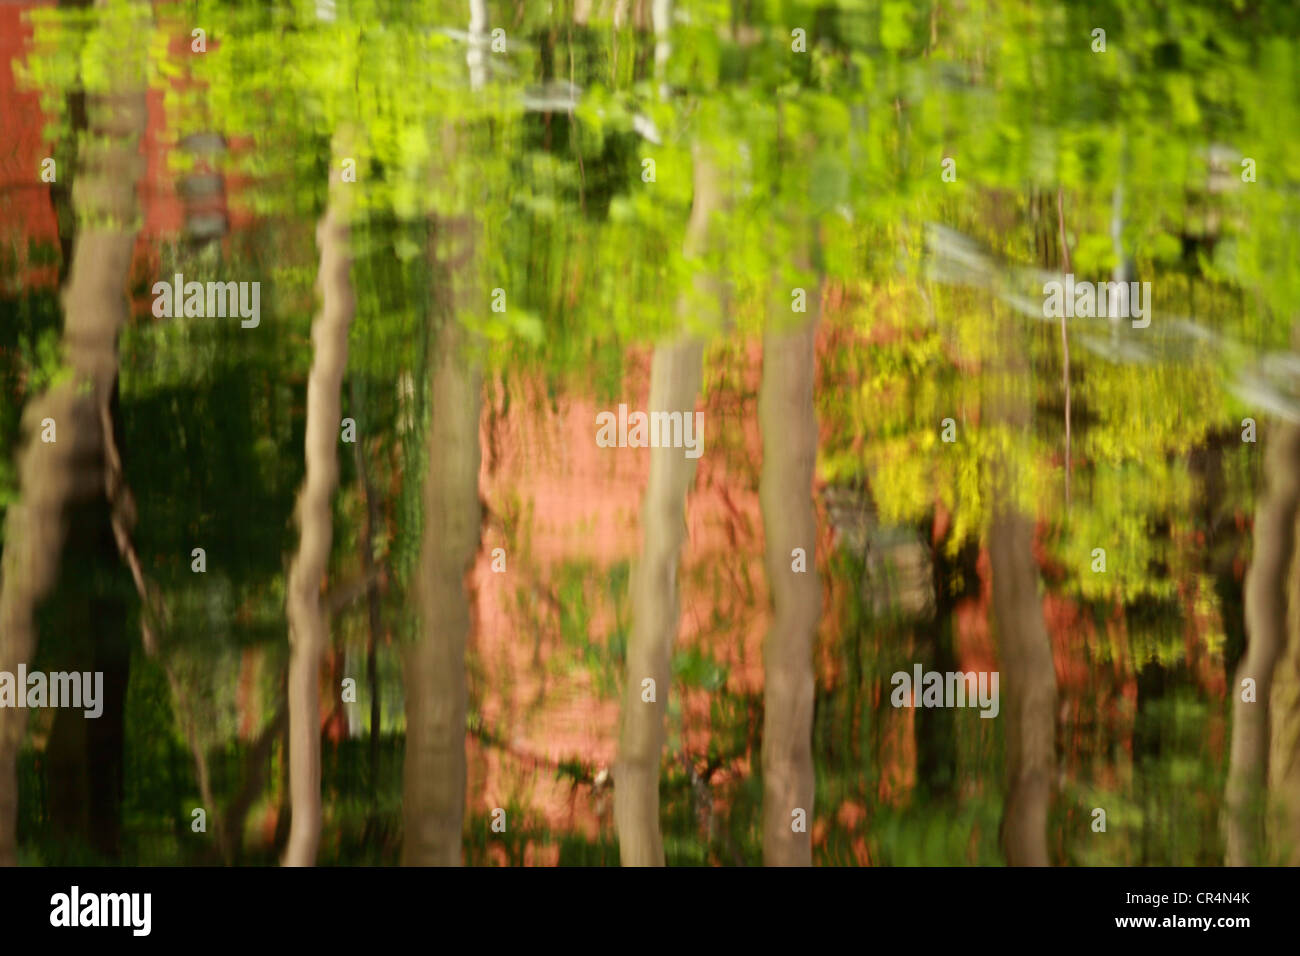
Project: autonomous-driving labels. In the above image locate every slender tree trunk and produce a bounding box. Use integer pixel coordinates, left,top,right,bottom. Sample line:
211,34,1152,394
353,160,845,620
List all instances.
1226,422,1300,864
400,1,493,865
44,537,129,863
988,337,1057,867
0,5,147,864
614,145,721,865
920,540,978,802
467,0,488,90
612,0,720,857
402,313,481,866
614,336,704,866
990,509,1056,865
283,148,355,867
399,0,489,868
1269,503,1300,864
759,275,821,866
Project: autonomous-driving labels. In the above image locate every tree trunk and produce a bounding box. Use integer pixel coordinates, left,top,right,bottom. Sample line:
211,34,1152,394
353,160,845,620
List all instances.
988,342,1057,867
0,8,147,864
401,314,481,866
990,508,1056,865
614,336,704,866
614,146,721,866
44,512,130,863
918,539,979,803
400,4,490,862
1269,502,1300,864
283,151,355,867
759,279,821,866
1226,422,1300,864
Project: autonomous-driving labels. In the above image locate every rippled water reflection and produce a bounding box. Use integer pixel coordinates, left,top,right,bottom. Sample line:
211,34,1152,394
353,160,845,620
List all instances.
1,0,1298,866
